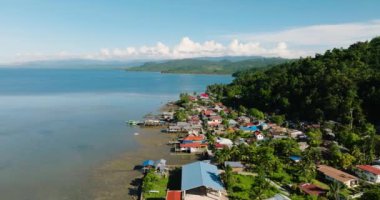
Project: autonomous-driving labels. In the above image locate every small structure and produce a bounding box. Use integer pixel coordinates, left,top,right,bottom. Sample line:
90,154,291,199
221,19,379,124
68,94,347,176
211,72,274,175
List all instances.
179,142,208,153
299,183,326,196
181,161,225,200
288,129,304,138
142,160,155,172
166,190,181,200
207,116,222,126
168,125,181,133
228,119,238,127
155,159,167,174
289,155,301,163
224,161,245,172
254,131,264,141
317,165,359,188
240,125,258,133
298,142,309,152
199,93,209,99
237,116,251,124
216,137,233,148
355,165,380,183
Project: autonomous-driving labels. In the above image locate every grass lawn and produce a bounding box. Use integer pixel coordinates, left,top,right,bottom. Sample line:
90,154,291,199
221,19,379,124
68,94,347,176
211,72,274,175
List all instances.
228,174,278,200
311,179,330,190
143,171,169,200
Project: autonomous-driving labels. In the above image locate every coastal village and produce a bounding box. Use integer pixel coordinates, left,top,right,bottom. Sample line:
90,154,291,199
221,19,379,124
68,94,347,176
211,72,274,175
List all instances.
133,92,380,200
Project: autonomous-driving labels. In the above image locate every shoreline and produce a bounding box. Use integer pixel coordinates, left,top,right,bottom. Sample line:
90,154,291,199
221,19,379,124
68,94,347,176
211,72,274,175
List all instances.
86,103,197,200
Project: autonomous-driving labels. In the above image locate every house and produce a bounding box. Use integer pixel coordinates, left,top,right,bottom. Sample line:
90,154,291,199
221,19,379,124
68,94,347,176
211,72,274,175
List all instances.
207,116,222,126
355,165,380,183
298,142,309,152
254,131,264,141
183,134,205,143
166,190,181,200
179,142,208,153
299,183,326,196
142,160,155,172
237,116,251,124
317,165,359,188
288,129,304,138
240,125,259,133
224,161,245,172
228,119,238,127
259,122,269,130
181,161,226,200
168,125,181,133
269,124,287,135
199,93,209,99
162,112,174,120
216,137,233,148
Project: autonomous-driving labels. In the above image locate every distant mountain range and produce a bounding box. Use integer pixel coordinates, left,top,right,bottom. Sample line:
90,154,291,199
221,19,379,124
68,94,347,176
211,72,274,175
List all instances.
0,59,147,69
126,56,290,74
0,56,290,74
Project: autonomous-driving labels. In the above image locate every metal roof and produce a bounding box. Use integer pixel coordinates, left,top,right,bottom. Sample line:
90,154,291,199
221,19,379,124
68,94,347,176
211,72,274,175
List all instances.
181,161,224,191
224,161,244,168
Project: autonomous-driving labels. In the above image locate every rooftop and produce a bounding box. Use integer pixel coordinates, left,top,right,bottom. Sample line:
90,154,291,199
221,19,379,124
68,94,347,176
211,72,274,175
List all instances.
357,165,380,175
317,165,358,183
166,190,181,200
181,161,224,191
299,183,326,196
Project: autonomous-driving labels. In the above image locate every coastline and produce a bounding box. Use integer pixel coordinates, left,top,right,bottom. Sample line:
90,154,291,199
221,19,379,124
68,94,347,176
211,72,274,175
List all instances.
86,103,197,200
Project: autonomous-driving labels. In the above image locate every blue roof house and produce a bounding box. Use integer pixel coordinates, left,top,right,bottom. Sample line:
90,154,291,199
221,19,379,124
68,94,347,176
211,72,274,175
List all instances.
142,160,155,167
240,126,258,132
181,161,225,199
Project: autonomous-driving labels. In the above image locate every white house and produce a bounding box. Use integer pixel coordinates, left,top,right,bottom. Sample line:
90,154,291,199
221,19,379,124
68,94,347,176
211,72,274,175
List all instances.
254,132,265,141
356,165,380,183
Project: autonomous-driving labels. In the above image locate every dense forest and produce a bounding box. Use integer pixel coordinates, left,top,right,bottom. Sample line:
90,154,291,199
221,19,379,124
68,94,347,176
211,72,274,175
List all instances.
208,37,380,128
126,57,288,74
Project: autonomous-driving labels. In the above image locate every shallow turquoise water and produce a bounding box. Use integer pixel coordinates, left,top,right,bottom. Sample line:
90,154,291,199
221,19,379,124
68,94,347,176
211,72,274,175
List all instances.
0,69,232,199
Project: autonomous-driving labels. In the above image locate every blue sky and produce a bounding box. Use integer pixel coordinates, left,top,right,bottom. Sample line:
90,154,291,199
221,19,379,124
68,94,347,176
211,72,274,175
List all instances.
1,0,380,63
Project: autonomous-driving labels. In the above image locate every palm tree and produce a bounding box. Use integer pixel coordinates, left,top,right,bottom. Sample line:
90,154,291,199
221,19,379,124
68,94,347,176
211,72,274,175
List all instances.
327,182,342,200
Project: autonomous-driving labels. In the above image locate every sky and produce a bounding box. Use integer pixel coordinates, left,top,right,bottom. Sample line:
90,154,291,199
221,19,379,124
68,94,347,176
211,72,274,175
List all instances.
0,0,380,63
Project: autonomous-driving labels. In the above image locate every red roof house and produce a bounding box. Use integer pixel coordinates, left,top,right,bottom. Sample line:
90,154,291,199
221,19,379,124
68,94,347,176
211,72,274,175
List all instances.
166,190,181,200
356,165,380,183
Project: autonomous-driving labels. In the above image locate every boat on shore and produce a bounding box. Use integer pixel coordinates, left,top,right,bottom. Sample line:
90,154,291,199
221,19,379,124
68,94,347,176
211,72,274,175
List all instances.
126,120,140,126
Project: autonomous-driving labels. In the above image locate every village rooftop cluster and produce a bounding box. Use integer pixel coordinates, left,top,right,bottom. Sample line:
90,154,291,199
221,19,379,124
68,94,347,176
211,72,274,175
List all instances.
137,92,380,200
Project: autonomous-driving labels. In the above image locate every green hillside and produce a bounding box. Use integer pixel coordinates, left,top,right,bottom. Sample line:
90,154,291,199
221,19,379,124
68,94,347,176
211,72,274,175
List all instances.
126,57,289,74
208,37,380,126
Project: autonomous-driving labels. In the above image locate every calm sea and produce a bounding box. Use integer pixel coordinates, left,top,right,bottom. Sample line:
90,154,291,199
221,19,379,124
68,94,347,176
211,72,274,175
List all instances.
0,69,232,199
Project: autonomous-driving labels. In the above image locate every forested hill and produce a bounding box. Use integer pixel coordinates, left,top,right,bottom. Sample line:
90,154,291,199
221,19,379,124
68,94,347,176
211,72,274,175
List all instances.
126,57,288,74
208,37,380,127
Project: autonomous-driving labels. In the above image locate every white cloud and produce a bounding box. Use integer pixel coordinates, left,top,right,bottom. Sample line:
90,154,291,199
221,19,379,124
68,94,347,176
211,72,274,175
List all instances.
227,20,380,49
13,20,380,63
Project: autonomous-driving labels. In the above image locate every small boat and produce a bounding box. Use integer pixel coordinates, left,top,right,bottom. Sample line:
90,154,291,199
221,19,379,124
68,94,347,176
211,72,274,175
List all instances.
134,132,140,136
126,120,138,125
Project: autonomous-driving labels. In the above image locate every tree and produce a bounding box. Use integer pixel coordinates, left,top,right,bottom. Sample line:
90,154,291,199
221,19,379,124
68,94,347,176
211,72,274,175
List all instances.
249,172,271,200
174,109,187,122
306,129,322,147
327,182,342,200
271,115,285,125
360,186,380,200
223,165,235,191
339,153,356,170
249,108,265,120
